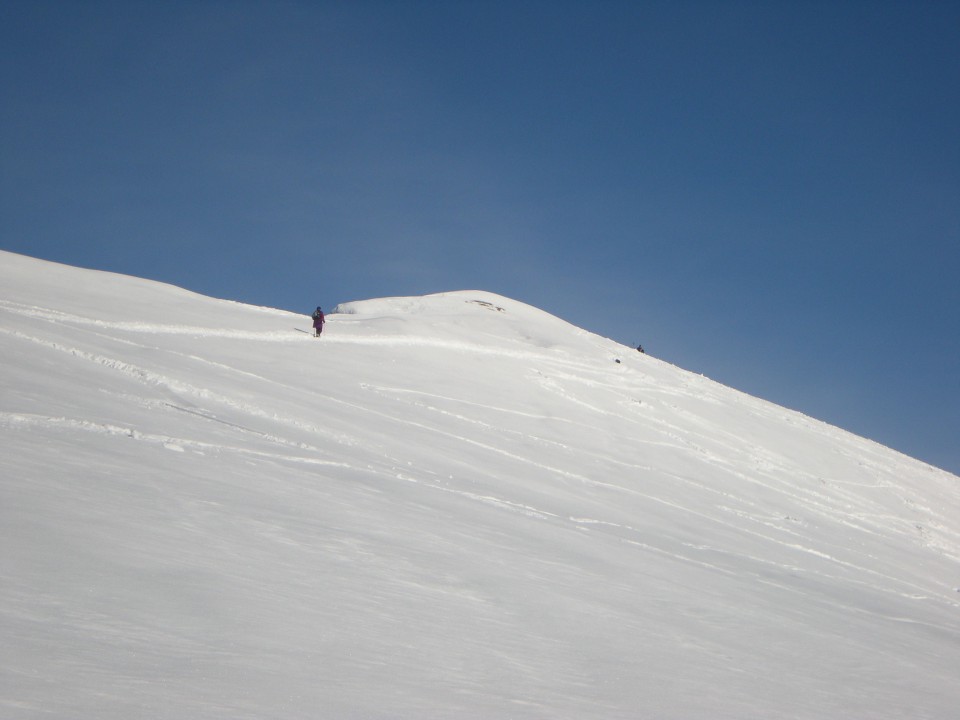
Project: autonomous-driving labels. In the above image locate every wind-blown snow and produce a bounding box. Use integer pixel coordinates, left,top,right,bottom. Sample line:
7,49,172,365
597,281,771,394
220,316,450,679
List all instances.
1,250,959,719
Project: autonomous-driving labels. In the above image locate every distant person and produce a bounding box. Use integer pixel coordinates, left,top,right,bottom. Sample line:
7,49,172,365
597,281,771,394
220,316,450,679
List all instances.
637,344,645,354
312,306,325,337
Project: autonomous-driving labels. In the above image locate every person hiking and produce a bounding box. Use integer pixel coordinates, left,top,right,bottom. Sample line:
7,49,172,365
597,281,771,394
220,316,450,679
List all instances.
312,306,325,337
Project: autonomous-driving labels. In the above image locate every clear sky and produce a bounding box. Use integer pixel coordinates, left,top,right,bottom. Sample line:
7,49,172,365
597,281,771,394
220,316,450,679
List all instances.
2,1,958,475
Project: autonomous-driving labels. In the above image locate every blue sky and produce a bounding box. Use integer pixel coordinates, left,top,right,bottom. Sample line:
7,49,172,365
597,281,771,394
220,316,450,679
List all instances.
2,1,958,475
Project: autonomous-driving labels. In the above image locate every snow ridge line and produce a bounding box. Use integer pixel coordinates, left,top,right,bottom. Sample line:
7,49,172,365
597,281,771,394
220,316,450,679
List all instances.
2,298,606,369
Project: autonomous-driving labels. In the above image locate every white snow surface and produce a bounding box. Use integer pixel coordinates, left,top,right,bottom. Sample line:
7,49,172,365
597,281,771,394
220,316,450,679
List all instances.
2,250,959,719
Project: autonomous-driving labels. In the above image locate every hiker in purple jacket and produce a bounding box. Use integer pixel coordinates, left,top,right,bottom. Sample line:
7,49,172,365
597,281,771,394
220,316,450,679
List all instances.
312,307,325,337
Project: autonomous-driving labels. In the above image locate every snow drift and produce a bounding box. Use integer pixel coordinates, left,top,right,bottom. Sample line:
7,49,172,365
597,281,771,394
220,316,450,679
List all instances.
1,250,959,719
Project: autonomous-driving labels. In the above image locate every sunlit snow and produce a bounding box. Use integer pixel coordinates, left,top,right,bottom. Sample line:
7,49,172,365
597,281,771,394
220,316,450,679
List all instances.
2,250,959,719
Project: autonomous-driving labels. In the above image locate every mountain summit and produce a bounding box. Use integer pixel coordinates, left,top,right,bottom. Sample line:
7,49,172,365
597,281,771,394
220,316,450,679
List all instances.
2,250,959,719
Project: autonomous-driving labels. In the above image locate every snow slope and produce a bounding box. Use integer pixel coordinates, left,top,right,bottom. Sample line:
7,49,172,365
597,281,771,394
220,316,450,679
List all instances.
1,249,959,719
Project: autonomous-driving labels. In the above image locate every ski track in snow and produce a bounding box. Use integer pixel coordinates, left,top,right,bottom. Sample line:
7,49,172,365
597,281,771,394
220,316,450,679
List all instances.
0,411,349,468
379,460,958,611
7,303,956,599
337,384,960,610
361,377,959,575
6,300,957,538
1,339,899,578
0,300,298,340
0,324,358,450
412,398,956,606
6,264,960,718
1,299,590,367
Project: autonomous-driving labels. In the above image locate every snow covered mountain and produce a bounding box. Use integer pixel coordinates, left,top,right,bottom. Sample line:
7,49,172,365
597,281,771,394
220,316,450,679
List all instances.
2,249,959,719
